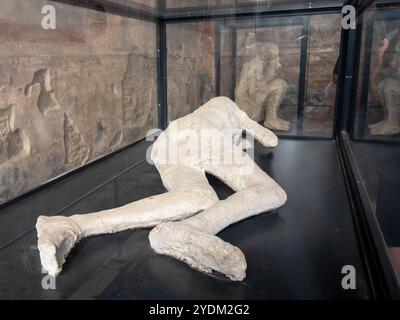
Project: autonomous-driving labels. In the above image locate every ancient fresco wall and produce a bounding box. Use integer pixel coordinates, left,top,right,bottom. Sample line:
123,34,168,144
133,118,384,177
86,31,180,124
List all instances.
167,22,216,121
304,14,341,134
0,0,157,204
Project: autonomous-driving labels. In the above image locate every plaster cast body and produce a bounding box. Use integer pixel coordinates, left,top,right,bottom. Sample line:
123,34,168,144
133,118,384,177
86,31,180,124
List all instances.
36,96,287,281
235,42,290,131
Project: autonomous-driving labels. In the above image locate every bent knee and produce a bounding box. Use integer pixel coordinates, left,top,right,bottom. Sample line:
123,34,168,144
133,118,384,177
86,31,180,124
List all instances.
257,183,287,208
275,185,288,206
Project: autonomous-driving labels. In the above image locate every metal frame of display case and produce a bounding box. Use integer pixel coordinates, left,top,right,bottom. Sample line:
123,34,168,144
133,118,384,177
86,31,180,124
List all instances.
2,0,399,299
0,0,159,211
158,1,344,139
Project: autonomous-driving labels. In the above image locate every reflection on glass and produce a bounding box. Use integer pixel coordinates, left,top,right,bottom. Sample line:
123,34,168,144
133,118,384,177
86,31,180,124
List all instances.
350,4,400,283
219,14,340,137
303,14,341,137
235,41,290,131
166,14,340,137
234,22,301,135
355,8,400,140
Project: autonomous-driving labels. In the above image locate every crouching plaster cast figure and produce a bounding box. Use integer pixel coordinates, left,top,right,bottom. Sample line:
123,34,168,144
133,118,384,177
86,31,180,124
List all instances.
235,42,290,132
36,97,287,281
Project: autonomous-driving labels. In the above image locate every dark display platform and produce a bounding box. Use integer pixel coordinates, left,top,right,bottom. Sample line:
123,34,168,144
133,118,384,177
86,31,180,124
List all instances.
0,140,372,299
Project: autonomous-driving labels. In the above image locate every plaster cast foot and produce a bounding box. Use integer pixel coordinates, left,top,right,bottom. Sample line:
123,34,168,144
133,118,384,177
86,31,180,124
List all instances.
149,222,247,281
36,216,82,276
264,117,290,131
277,117,291,130
370,123,400,135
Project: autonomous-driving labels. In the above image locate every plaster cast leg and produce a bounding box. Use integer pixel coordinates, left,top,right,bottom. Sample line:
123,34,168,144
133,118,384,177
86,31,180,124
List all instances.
263,79,290,132
149,158,287,281
37,165,218,276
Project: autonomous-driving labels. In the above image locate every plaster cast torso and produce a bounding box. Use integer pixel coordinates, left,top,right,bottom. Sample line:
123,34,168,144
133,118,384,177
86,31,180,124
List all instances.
152,99,243,169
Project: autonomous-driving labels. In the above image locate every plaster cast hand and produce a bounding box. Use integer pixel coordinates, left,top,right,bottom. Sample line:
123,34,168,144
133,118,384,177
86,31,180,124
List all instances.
242,116,278,148
228,101,278,147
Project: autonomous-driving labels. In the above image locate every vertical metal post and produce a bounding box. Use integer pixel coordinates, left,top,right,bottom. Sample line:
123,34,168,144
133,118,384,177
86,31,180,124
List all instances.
231,25,238,100
215,19,222,96
333,8,362,138
335,7,365,138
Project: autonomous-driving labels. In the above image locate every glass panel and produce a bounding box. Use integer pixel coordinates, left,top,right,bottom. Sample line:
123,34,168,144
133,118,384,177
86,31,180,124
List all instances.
231,17,302,135
0,0,157,204
353,6,400,141
349,1,400,282
166,12,340,137
167,22,216,121
303,13,341,137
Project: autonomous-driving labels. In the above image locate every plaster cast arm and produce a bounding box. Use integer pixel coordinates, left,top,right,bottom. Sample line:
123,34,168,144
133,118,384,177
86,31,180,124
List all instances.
233,103,279,148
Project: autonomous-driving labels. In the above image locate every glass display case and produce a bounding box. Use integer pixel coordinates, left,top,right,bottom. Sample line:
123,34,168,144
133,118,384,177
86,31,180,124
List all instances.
339,0,400,298
164,8,342,137
0,0,399,300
